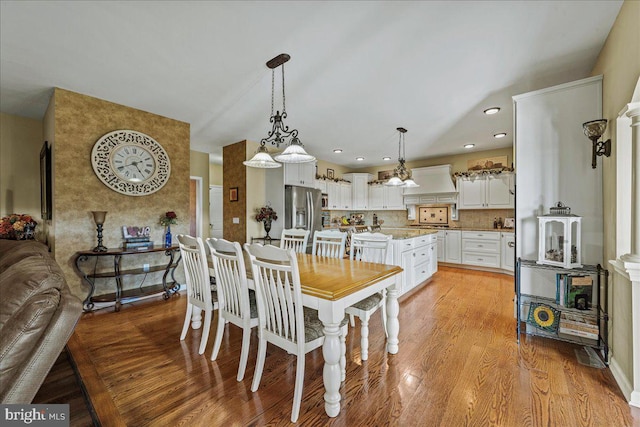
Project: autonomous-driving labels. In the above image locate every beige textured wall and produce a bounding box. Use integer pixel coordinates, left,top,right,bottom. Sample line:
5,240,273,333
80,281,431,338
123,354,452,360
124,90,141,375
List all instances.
591,0,640,389
190,150,210,239
222,141,248,243
0,113,43,218
51,88,190,298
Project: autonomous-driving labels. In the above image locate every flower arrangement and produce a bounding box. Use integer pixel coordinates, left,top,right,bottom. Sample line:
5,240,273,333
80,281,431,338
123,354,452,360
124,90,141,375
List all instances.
255,205,277,223
159,211,178,227
0,214,37,240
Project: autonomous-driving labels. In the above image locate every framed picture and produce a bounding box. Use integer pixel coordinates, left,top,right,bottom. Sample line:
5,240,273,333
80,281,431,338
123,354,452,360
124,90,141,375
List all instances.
39,141,52,220
378,170,394,180
229,187,239,202
327,169,334,179
122,226,151,238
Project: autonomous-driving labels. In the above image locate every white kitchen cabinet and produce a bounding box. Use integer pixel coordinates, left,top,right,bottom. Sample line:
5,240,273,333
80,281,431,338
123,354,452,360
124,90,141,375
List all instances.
339,182,352,210
457,174,514,209
370,184,405,210
391,233,437,296
501,232,515,272
436,231,445,261
461,231,501,268
284,162,316,188
326,181,341,209
343,173,372,210
445,230,461,263
315,179,327,193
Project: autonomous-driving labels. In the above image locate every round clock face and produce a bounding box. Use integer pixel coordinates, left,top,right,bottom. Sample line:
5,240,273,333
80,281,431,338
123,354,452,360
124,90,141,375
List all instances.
91,130,171,196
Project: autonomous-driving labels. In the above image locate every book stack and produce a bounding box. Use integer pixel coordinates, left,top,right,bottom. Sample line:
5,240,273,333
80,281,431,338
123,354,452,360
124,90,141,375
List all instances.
123,236,154,251
558,312,598,340
556,273,593,310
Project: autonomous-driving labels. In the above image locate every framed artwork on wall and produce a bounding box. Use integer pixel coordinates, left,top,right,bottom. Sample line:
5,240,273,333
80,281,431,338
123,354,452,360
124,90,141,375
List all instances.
229,187,239,202
39,141,52,220
327,169,334,179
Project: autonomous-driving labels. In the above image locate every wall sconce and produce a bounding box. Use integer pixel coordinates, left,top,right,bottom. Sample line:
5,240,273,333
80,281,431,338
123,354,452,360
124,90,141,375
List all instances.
91,211,107,252
582,119,611,169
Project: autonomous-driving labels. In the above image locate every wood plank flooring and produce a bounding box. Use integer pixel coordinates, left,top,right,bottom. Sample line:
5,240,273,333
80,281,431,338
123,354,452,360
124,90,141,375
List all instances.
34,266,640,426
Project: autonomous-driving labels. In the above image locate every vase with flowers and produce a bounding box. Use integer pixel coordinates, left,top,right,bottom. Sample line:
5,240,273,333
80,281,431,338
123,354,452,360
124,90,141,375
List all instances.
255,205,278,241
160,211,178,247
0,214,37,240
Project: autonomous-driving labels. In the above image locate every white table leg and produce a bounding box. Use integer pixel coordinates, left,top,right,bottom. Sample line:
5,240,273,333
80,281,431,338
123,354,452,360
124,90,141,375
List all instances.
386,286,399,354
321,321,342,417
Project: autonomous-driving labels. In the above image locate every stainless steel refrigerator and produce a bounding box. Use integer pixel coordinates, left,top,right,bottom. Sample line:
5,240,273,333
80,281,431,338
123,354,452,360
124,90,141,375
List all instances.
284,185,322,253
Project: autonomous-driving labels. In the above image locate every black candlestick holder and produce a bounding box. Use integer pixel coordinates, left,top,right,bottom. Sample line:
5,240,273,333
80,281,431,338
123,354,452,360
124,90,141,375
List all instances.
92,211,108,252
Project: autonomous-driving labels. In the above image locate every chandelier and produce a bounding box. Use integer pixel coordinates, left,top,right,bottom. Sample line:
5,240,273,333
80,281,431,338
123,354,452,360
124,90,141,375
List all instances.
385,127,419,187
244,53,315,168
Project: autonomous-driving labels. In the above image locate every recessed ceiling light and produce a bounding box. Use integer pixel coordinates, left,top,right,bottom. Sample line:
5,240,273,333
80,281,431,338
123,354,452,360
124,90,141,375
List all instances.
494,132,507,138
382,156,392,161
356,157,365,161
464,144,475,149
484,107,500,115
333,148,343,153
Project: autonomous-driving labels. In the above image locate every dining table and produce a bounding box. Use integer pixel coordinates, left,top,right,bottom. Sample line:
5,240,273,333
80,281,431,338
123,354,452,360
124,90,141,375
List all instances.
206,251,403,418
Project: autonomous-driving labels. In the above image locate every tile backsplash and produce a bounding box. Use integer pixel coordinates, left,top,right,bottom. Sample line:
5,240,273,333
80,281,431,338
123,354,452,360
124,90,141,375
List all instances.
328,207,514,229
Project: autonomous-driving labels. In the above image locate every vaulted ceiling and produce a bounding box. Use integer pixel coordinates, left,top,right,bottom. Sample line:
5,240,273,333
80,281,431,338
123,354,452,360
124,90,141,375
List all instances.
0,1,622,167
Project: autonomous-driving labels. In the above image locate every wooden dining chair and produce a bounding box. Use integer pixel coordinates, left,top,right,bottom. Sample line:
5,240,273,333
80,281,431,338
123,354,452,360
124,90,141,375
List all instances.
244,243,346,422
345,232,392,361
311,229,347,258
177,235,218,355
279,228,310,254
206,238,258,381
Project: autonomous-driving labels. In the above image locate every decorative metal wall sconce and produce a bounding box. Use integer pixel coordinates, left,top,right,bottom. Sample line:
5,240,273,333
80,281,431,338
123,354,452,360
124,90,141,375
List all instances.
582,119,611,169
91,211,108,252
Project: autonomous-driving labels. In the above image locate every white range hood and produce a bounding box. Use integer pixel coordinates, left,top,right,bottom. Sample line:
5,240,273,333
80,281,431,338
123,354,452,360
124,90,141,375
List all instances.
403,164,457,197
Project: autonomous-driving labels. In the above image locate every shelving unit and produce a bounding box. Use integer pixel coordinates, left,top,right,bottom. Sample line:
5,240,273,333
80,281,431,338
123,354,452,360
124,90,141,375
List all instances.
516,258,609,363
75,246,181,312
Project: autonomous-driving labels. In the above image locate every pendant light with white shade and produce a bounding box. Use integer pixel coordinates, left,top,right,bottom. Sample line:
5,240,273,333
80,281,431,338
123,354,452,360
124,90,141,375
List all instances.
385,127,419,187
244,53,315,168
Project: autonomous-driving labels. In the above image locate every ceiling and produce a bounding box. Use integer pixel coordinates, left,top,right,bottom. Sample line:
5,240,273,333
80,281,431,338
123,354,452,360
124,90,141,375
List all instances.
0,1,622,168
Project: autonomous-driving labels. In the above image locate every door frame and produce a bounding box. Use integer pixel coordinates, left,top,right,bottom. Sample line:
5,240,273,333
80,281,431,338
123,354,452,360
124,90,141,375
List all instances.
190,176,203,237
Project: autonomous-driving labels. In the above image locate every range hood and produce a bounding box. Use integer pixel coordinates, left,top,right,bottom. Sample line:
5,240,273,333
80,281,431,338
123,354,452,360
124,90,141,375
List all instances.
403,164,457,196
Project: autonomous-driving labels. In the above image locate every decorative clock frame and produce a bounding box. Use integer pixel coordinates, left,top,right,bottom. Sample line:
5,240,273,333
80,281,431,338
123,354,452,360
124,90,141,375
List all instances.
91,130,171,196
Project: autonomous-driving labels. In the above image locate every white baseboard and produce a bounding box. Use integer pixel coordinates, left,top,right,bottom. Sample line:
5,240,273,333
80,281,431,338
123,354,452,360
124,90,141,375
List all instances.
609,355,633,403
631,391,640,408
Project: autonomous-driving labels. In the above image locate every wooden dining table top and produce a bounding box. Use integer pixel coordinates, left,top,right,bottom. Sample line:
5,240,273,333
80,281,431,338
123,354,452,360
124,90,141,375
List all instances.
209,252,402,302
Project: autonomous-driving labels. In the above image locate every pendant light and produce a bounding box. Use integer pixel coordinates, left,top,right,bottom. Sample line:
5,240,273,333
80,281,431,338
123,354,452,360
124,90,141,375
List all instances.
385,127,419,187
244,53,315,168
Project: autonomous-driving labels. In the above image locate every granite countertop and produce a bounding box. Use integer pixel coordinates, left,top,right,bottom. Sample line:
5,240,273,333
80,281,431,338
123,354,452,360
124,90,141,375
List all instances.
378,227,438,240
407,225,514,233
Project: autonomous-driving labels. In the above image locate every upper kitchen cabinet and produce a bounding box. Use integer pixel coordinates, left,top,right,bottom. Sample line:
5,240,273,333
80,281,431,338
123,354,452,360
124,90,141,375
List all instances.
457,174,514,209
343,173,372,210
315,179,327,194
369,184,404,210
326,180,352,210
283,162,316,188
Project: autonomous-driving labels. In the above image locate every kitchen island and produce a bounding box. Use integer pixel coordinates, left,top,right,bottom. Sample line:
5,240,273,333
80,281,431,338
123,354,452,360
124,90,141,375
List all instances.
377,227,438,296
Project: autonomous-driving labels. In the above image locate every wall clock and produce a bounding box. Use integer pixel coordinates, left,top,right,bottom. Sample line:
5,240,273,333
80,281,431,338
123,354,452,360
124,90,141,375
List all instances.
91,130,171,196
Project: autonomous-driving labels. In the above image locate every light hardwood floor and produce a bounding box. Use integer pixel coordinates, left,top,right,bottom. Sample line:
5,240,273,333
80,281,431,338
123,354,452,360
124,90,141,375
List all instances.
35,266,639,426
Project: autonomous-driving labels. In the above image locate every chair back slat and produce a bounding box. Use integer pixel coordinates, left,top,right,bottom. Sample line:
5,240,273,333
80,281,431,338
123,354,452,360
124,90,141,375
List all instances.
245,244,303,344
280,229,310,254
177,235,214,310
312,230,347,259
207,238,249,319
350,232,392,264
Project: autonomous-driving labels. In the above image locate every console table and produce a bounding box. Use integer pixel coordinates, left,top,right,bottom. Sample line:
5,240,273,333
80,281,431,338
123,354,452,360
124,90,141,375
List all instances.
74,246,181,312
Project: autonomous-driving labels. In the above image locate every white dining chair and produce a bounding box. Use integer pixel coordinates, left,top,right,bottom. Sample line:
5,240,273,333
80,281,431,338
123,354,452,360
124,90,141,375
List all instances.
312,229,347,258
177,235,218,355
244,243,346,423
344,232,392,361
280,228,310,254
206,238,258,381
